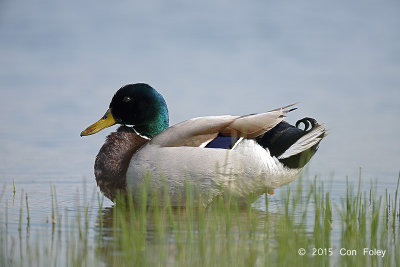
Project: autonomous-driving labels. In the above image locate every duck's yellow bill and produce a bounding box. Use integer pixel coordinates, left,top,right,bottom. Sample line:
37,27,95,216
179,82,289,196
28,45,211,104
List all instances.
80,108,117,136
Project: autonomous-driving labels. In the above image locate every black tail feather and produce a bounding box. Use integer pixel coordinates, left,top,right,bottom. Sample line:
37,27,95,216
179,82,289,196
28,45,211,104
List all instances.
256,118,323,169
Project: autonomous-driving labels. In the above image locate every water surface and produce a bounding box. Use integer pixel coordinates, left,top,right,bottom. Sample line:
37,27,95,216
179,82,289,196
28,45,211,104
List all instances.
1,0,399,265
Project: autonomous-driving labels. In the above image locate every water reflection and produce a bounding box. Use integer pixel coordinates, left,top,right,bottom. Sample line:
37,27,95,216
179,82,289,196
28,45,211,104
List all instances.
94,201,274,266
90,175,400,266
1,175,398,266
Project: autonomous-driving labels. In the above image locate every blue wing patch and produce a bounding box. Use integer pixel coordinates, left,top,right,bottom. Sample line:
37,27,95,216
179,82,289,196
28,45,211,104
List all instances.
205,135,239,149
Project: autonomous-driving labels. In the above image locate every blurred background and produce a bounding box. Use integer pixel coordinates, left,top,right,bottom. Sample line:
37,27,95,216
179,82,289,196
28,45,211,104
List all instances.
0,0,399,183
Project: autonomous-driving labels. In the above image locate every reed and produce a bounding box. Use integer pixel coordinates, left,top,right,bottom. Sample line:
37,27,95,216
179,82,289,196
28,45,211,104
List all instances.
0,172,399,266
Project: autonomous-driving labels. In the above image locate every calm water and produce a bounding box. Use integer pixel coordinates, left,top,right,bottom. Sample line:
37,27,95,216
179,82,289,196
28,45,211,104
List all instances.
1,0,400,265
1,172,398,242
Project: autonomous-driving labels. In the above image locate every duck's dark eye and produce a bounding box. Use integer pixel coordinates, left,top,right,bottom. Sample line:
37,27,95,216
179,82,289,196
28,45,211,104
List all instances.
123,96,132,102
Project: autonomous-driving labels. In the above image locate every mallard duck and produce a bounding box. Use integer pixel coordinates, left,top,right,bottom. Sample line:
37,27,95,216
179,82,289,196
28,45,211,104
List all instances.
81,83,327,205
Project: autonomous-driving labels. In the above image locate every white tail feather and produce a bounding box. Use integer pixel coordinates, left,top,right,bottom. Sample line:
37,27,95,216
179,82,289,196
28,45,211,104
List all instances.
278,124,326,159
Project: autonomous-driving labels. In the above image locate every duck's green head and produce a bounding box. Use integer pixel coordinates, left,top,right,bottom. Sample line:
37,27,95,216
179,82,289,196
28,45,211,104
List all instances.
81,83,169,138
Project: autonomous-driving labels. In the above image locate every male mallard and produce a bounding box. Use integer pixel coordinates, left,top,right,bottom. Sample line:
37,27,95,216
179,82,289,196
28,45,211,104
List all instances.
81,83,327,205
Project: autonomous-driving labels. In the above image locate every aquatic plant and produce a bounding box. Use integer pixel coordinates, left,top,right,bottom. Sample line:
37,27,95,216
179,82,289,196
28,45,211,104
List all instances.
0,173,399,266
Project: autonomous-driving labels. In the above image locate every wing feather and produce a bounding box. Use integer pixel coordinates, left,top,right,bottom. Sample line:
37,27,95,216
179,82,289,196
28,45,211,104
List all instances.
150,104,296,147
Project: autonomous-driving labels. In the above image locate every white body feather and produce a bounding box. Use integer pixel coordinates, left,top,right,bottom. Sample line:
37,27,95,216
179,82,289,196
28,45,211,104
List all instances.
127,139,300,206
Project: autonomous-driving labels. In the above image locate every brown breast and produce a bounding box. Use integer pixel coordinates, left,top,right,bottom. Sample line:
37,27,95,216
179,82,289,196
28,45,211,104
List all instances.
94,126,149,201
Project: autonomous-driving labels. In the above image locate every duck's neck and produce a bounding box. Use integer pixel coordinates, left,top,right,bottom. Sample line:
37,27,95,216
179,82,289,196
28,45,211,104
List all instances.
94,126,149,200
134,106,169,138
